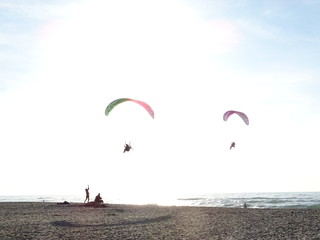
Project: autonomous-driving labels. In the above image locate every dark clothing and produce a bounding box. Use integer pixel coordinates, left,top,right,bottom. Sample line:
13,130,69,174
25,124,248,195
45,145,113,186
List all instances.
94,194,103,203
124,144,131,153
84,188,90,203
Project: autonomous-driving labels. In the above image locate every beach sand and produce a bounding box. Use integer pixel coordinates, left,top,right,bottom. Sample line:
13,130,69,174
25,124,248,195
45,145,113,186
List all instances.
1,202,320,239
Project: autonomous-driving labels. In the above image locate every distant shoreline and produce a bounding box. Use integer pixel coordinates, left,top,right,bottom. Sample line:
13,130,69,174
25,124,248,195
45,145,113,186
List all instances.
1,192,320,208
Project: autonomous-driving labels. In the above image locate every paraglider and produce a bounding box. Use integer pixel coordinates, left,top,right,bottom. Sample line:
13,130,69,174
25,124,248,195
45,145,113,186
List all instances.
105,98,154,118
123,142,132,153
105,98,154,153
223,110,249,125
223,110,249,150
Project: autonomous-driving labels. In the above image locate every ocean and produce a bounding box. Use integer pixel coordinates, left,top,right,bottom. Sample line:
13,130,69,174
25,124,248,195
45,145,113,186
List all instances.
1,192,320,209
176,192,320,209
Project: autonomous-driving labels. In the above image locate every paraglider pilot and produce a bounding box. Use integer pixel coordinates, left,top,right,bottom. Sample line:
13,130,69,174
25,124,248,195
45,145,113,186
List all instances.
123,143,132,153
230,142,235,150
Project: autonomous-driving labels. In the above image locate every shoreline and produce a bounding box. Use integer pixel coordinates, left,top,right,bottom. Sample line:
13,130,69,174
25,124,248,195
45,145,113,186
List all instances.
1,202,320,239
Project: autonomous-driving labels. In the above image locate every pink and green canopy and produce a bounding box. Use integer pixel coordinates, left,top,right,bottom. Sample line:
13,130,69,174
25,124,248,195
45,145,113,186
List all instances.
223,110,249,125
105,98,154,118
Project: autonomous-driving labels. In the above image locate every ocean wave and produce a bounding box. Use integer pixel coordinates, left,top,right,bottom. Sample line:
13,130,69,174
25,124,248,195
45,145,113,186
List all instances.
176,192,320,209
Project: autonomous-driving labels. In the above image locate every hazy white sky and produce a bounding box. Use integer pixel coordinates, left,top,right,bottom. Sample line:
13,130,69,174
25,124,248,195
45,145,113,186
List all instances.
1,0,320,202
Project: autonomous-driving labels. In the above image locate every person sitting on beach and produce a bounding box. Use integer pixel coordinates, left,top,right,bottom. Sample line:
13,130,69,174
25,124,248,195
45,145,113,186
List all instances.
230,142,235,150
84,185,90,203
123,143,132,153
94,193,104,203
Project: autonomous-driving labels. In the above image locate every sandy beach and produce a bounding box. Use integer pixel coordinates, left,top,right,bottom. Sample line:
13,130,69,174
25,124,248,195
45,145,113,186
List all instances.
1,202,320,239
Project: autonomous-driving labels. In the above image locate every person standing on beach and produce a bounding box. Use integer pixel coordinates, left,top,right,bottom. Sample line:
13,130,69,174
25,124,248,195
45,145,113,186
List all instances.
84,185,90,203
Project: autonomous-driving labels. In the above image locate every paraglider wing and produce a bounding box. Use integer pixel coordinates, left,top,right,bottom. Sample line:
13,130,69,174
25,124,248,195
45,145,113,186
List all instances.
130,99,154,118
223,110,249,125
105,98,131,116
105,98,154,118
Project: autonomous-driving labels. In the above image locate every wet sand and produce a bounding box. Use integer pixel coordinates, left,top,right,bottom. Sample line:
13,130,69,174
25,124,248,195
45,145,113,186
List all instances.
1,202,320,239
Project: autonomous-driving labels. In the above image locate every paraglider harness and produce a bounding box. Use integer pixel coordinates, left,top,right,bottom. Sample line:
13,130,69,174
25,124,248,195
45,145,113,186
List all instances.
123,143,132,153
